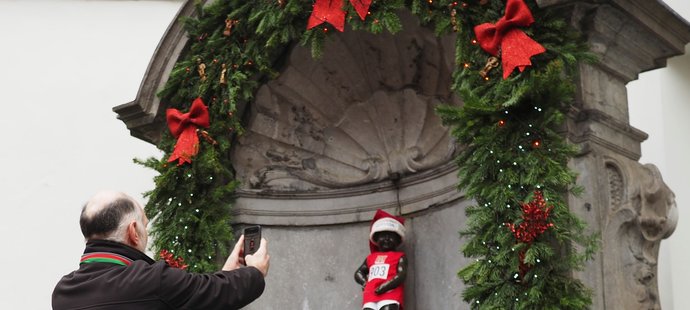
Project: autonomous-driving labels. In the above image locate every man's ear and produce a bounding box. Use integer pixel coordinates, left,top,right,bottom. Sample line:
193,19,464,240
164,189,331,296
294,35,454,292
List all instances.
126,221,140,248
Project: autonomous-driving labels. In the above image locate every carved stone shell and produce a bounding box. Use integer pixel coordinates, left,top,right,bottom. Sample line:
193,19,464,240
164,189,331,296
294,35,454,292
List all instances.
231,11,460,192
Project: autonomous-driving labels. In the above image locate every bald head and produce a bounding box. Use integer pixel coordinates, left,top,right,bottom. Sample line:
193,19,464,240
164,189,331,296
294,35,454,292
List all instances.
80,191,147,250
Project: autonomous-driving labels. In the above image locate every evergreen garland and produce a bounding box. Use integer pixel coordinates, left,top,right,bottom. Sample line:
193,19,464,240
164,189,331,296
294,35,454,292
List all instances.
439,1,599,308
137,0,598,307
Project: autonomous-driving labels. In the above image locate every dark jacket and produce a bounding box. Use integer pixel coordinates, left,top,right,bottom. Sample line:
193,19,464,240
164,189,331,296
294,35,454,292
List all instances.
52,240,265,310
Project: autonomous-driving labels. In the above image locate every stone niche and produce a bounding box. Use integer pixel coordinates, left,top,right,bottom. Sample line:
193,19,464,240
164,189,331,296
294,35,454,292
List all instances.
228,11,472,309
115,0,690,309
232,19,459,193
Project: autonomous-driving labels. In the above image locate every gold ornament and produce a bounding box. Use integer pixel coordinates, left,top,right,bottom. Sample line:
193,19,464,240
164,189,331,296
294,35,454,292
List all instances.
451,9,459,32
220,63,228,85
199,130,218,145
479,56,499,79
223,19,239,36
197,58,207,81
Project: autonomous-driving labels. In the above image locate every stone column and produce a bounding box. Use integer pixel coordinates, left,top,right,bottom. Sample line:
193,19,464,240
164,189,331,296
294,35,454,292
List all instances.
537,0,690,309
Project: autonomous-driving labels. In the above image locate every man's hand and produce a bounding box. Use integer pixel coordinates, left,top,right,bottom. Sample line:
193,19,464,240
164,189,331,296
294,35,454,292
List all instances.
222,235,245,271
245,238,270,277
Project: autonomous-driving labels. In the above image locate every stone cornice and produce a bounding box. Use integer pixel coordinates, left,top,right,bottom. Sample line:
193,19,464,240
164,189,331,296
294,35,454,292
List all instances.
567,107,648,159
570,108,648,141
538,0,690,82
112,1,196,144
232,161,464,225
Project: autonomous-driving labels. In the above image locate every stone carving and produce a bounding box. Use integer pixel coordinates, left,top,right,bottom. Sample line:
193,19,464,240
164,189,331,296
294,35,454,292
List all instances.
231,11,460,191
606,164,623,210
605,161,677,310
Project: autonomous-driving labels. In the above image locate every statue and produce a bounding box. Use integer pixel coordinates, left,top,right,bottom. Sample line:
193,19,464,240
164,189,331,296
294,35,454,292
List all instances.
354,210,407,310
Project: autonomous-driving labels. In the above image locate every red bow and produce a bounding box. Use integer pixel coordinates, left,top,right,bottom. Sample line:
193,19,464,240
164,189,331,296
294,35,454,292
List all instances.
307,0,372,32
166,98,210,165
350,0,373,20
474,0,546,79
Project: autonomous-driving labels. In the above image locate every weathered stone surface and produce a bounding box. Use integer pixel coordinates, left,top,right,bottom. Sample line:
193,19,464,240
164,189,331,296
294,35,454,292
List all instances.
569,149,678,309
230,12,459,192
602,160,677,309
538,0,690,83
555,1,690,309
232,162,462,226
239,201,470,310
237,224,367,310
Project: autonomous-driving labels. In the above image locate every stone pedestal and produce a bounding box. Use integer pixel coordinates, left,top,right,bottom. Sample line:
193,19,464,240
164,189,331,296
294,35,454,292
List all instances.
114,1,690,309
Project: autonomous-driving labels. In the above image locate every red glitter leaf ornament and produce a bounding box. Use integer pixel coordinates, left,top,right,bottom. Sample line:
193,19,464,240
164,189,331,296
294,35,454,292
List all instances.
159,249,189,270
473,0,546,79
505,191,554,278
506,191,554,244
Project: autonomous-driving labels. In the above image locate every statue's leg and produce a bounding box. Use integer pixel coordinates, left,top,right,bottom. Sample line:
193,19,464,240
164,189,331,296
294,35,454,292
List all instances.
380,304,400,310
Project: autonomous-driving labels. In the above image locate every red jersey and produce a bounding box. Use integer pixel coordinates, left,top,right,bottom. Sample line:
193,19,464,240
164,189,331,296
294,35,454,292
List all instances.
363,251,405,306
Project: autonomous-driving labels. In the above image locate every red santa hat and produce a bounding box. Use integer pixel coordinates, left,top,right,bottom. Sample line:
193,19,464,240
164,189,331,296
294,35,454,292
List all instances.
369,209,406,252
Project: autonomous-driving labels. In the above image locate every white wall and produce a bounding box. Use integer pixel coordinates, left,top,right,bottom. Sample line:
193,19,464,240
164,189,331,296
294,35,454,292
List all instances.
0,1,183,309
0,0,687,309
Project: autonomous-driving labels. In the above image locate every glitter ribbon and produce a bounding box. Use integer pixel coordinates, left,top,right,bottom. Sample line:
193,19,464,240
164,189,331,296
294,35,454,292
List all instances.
474,0,546,79
159,249,188,270
166,98,210,165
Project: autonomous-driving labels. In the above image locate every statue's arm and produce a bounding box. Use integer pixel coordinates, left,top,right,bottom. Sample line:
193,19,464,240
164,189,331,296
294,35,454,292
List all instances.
354,259,369,288
375,255,407,295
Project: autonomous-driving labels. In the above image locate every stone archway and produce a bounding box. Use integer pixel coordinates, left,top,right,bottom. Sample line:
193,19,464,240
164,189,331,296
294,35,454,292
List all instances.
114,1,690,308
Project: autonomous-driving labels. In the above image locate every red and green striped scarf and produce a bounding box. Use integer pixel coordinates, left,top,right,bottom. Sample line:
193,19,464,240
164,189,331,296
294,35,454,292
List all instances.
80,252,132,266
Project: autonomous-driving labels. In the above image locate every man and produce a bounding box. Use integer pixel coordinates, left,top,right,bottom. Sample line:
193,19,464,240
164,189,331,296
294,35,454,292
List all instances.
52,191,270,310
